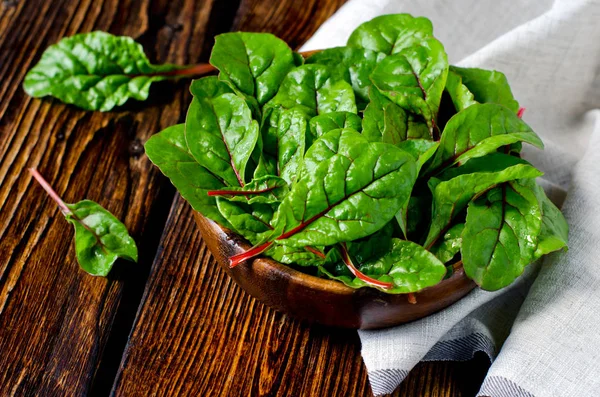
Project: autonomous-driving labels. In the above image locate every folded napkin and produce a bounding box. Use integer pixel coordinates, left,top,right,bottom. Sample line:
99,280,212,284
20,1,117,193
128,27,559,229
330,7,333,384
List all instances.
301,0,600,395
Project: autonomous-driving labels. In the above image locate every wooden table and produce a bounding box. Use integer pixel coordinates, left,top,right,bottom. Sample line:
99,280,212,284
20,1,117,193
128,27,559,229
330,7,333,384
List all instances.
0,0,490,395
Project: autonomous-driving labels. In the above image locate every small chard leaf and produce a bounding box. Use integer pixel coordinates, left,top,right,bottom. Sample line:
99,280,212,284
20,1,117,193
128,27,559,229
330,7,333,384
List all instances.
426,103,544,175
262,106,310,184
370,38,449,130
189,76,233,98
425,153,543,248
430,223,464,264
265,64,357,116
445,69,477,111
29,169,137,277
531,181,569,258
23,31,194,111
144,124,232,228
309,112,362,142
461,180,542,290
186,91,259,187
305,46,385,105
449,66,519,113
346,221,394,265
271,138,417,247
216,199,275,244
66,200,139,276
322,239,446,293
208,175,288,204
347,14,434,55
362,86,430,143
209,32,296,108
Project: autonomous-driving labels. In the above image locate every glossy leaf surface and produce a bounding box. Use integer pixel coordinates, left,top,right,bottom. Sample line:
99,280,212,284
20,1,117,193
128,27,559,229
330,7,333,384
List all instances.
425,153,543,247
370,38,449,128
24,31,185,111
210,32,295,107
309,112,362,141
144,124,231,227
347,14,434,55
449,66,519,112
426,103,544,175
66,200,138,277
461,180,542,290
272,138,417,247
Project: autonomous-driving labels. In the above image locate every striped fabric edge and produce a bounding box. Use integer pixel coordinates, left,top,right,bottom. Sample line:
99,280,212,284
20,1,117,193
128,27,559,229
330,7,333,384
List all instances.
478,375,536,397
423,332,496,362
368,333,496,396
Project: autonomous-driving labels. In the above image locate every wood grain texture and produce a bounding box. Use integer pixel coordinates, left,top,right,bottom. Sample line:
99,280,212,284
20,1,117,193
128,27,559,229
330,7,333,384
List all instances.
0,0,232,395
0,0,491,396
112,197,490,397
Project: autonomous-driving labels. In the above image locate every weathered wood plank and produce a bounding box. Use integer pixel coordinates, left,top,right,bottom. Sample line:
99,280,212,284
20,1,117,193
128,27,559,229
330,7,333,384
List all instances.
0,0,234,394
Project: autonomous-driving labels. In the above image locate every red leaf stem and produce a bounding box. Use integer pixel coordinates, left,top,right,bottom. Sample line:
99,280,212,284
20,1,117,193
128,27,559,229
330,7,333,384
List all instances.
338,243,393,289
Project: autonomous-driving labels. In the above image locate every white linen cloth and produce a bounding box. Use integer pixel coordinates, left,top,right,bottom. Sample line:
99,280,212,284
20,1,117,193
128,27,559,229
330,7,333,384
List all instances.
301,1,600,395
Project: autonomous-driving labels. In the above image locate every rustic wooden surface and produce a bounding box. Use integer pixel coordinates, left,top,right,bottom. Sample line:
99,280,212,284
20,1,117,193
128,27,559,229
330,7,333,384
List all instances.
0,0,490,396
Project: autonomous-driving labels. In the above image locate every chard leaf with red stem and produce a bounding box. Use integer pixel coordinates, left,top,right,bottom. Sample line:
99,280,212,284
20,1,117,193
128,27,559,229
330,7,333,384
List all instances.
29,168,137,277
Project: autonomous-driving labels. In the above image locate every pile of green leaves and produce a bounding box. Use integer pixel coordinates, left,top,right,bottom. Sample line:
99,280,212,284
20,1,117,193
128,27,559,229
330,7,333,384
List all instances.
144,14,568,293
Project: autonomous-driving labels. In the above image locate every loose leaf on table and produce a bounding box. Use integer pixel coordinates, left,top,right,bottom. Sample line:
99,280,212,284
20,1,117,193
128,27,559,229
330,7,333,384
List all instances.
449,66,519,112
361,86,430,143
461,180,542,290
145,124,232,228
445,69,477,111
425,103,544,176
309,111,362,141
270,138,417,247
29,169,138,277
430,223,464,264
347,14,434,55
265,64,357,117
321,239,446,294
424,153,544,248
23,31,197,111
186,88,259,187
207,175,288,204
209,32,296,109
261,106,311,184
370,38,449,130
305,47,385,105
531,181,569,258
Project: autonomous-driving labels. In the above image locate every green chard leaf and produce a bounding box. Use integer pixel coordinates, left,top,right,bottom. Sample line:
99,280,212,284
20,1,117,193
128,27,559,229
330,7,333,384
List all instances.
24,31,190,111
370,38,449,130
209,32,296,109
305,46,385,105
461,180,542,290
271,136,417,247
145,124,232,228
347,14,434,55
531,181,569,258
267,244,327,267
265,64,357,116
309,111,362,141
186,81,259,187
362,86,430,143
321,239,446,293
449,66,519,112
445,69,477,111
396,139,439,172
261,106,311,184
216,199,275,244
29,169,137,277
425,153,544,248
430,223,464,264
425,103,544,175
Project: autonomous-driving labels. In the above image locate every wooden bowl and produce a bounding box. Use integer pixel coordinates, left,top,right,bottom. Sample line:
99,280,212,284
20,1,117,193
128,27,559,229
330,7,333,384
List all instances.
194,213,476,329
